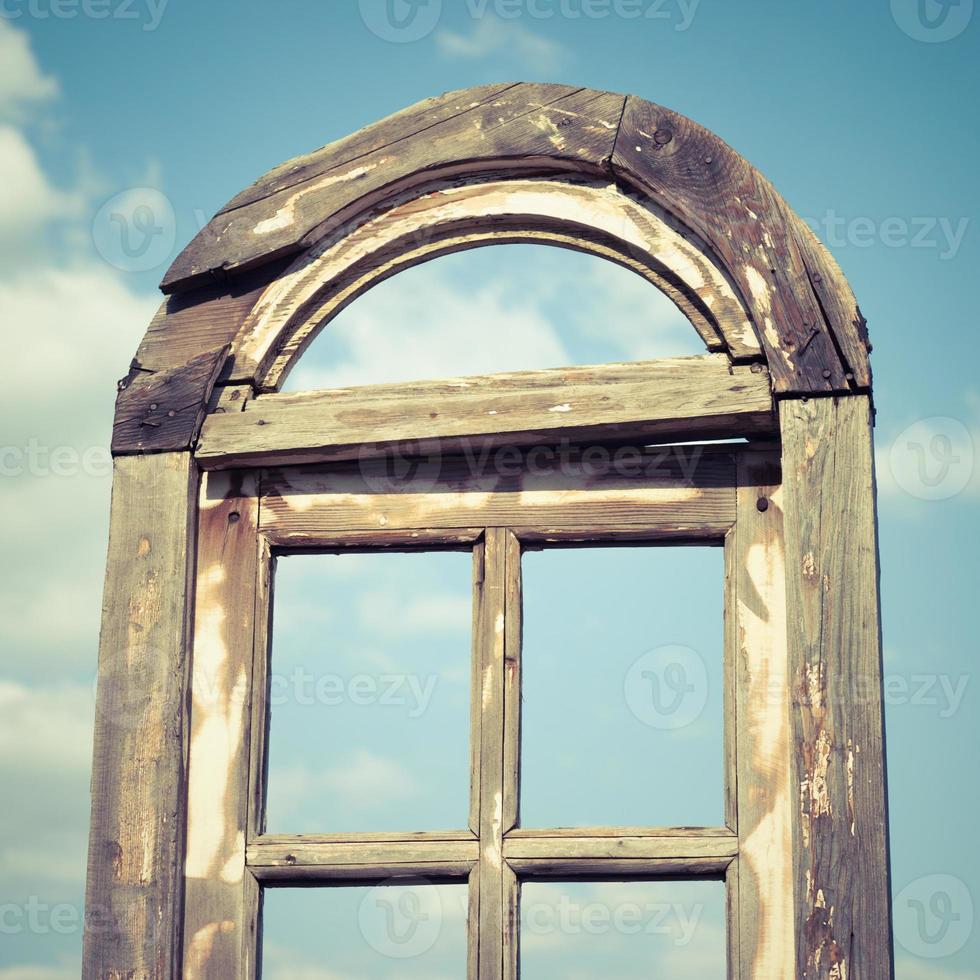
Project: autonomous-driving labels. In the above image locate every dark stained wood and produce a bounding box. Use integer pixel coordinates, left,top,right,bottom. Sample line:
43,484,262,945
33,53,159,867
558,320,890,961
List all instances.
779,396,892,979
136,257,293,373
112,345,229,454
83,452,197,980
196,356,775,469
612,96,865,394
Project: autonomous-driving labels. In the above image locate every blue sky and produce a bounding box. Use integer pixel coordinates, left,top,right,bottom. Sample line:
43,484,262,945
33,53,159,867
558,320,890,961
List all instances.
0,2,977,977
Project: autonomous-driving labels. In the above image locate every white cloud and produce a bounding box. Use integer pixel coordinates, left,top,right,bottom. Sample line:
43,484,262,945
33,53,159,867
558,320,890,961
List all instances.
436,14,570,72
568,258,706,360
0,19,58,120
285,261,571,391
357,591,472,637
270,750,418,820
0,126,82,256
323,748,418,800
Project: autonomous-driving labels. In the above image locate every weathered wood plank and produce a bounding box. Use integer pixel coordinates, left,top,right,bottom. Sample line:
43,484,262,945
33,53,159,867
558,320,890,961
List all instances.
182,472,261,980
258,446,737,543
477,528,508,980
197,355,774,468
246,835,478,883
136,257,293,374
163,84,626,292
731,449,795,979
83,453,197,980
612,97,865,394
502,530,522,836
112,345,229,454
779,396,892,979
503,832,738,862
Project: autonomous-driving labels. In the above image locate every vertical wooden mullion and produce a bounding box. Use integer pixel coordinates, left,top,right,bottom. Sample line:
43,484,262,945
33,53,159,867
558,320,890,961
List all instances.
181,471,261,979
243,530,274,975
732,448,794,978
476,528,508,980
502,531,522,980
724,525,741,979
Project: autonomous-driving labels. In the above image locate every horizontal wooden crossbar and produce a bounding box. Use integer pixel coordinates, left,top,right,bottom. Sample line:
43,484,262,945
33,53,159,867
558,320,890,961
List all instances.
196,355,775,469
246,829,736,884
258,445,738,546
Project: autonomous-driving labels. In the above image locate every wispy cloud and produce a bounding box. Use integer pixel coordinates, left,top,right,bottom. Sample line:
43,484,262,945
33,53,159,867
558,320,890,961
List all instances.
435,13,570,72
0,20,58,121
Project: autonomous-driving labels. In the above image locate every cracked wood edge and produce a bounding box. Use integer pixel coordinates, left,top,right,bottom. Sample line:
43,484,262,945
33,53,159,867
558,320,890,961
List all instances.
112,344,229,454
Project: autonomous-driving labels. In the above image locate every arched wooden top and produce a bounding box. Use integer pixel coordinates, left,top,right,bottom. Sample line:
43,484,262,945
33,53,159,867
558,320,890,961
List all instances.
115,82,873,454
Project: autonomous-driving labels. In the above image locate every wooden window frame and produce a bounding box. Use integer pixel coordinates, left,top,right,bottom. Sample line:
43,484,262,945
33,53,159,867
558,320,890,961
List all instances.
86,84,892,980
180,438,792,977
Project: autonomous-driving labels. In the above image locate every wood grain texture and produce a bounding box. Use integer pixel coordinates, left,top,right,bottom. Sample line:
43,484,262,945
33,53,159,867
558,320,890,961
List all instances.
779,397,892,979
112,345,229,454
612,96,868,394
227,176,759,386
163,84,625,291
197,355,774,469
476,528,508,980
83,452,197,980
731,449,795,979
182,472,261,980
258,444,737,543
246,835,478,883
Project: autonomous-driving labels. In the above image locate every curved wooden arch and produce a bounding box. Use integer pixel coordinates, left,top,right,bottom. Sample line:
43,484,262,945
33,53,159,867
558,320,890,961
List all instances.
231,176,761,391
115,82,876,456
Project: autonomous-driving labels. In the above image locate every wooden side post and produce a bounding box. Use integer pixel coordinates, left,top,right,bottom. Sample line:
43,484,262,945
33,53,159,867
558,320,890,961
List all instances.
83,452,198,979
779,396,893,979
